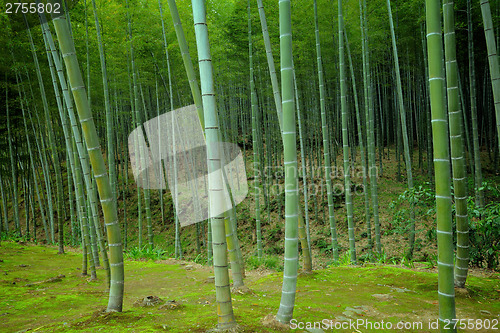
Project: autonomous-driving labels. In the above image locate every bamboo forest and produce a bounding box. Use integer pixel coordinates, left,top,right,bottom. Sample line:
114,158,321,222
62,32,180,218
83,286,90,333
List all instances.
0,0,499,332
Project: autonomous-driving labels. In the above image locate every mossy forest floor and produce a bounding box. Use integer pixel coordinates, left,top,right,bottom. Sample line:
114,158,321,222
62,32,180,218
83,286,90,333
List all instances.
0,241,498,332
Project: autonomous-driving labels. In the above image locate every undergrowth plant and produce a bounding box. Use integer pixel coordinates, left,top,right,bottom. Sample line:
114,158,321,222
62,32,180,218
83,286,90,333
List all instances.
466,199,500,269
333,251,351,266
400,253,415,269
246,255,282,271
124,246,167,261
388,182,435,237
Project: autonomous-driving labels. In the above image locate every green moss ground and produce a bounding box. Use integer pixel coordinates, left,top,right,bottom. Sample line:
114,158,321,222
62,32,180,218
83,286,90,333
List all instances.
0,241,498,332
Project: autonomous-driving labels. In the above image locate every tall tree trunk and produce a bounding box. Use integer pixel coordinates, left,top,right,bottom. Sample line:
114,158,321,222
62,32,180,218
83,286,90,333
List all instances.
468,0,485,207
248,0,263,260
168,0,244,277
41,16,111,284
386,0,415,258
293,69,313,269
27,13,64,250
6,69,20,238
51,6,124,312
257,0,312,271
91,0,116,204
479,0,500,154
315,0,339,263
191,0,237,329
443,0,470,289
360,0,381,254
426,0,457,330
276,0,299,324
338,0,356,264
344,27,372,254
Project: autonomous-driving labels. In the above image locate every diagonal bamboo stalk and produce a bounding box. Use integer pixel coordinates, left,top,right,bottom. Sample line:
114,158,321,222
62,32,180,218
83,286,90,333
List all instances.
51,4,124,312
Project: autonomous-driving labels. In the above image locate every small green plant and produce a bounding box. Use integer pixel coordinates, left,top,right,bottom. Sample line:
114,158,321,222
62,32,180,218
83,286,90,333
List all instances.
1,231,32,243
480,181,500,198
336,251,351,266
423,254,437,269
124,246,167,261
313,236,335,255
467,200,500,269
246,255,282,271
388,183,435,236
357,251,375,264
426,228,437,242
374,250,388,264
400,254,415,269
193,253,207,265
414,238,424,252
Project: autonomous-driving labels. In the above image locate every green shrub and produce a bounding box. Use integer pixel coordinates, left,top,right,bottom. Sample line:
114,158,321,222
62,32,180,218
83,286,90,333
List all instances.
388,182,435,236
246,255,282,271
193,253,208,265
467,200,500,270
124,246,167,261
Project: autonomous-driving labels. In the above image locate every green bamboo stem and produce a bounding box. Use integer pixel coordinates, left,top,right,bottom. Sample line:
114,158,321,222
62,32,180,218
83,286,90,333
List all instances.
17,73,49,244
74,140,97,279
479,0,500,154
41,17,111,282
51,6,124,312
248,0,263,260
468,0,484,208
227,182,246,279
158,0,173,229
0,168,9,233
344,26,371,254
443,0,470,289
315,0,339,263
256,0,283,129
31,92,55,244
67,153,76,245
87,186,100,266
154,78,165,224
6,69,20,238
362,0,381,254
426,1,457,329
138,83,154,250
292,69,313,270
167,0,204,127
21,69,51,243
28,176,36,241
27,13,64,248
257,0,312,271
168,108,182,259
338,0,356,264
89,177,110,275
91,0,116,203
127,2,144,250
421,25,434,180
224,210,244,288
276,0,299,323
294,77,311,253
386,0,415,258
168,0,244,276
28,111,53,244
38,16,82,248
191,0,236,329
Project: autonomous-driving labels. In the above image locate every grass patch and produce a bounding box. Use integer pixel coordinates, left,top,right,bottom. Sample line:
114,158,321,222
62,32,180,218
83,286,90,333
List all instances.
0,241,498,332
